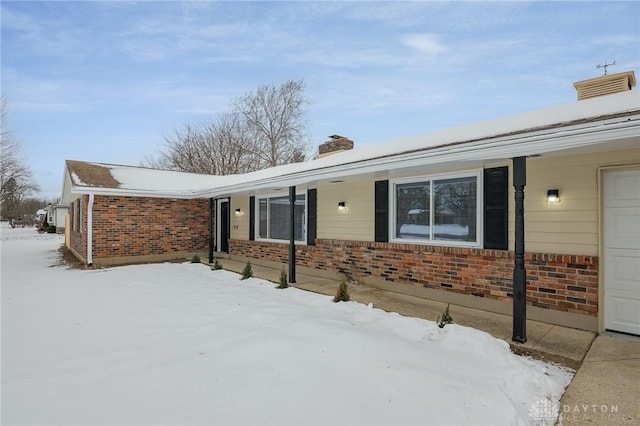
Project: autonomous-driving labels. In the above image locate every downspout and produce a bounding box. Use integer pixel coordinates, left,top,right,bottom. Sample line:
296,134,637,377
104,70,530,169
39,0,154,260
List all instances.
87,193,94,265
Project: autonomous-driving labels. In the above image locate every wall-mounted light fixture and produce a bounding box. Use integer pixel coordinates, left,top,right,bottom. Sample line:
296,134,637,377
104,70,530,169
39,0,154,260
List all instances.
235,208,242,216
546,189,560,203
338,201,347,210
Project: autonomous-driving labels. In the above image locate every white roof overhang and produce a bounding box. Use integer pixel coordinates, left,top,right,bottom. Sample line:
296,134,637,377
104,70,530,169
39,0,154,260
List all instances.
69,186,201,199
197,113,640,198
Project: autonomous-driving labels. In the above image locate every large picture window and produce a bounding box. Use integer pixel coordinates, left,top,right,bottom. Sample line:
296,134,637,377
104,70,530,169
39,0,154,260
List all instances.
257,194,306,242
392,172,481,246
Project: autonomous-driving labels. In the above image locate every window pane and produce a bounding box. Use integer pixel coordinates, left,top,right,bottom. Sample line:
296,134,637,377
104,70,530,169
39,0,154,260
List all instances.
294,194,305,241
396,181,430,239
433,176,477,241
259,199,268,238
269,196,290,240
257,194,306,242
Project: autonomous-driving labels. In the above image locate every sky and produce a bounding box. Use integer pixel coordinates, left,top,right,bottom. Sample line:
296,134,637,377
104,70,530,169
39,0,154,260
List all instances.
2,1,639,200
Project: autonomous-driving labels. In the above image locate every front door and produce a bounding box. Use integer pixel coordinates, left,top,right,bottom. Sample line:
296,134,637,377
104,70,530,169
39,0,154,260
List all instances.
604,168,640,335
219,200,230,253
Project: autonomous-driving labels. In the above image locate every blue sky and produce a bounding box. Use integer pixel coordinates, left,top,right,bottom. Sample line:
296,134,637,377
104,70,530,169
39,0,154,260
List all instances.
2,1,639,200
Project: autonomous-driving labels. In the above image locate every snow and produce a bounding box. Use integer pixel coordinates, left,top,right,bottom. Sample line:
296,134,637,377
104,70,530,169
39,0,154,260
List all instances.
399,223,470,238
1,223,574,425
108,164,223,193
70,171,86,186
66,90,639,198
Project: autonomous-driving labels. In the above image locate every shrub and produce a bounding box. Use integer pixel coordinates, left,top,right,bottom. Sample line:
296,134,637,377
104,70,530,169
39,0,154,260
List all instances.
333,281,350,303
211,259,222,270
436,304,454,328
240,261,253,280
45,225,56,234
277,267,288,289
191,254,201,263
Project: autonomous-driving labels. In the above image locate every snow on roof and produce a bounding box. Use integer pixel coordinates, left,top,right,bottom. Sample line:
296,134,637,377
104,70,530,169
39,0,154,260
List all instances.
200,89,640,191
65,89,640,198
66,159,224,196
109,164,224,193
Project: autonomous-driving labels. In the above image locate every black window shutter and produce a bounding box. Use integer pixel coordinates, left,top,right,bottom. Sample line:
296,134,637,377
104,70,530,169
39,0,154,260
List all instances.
374,180,389,242
307,189,317,246
249,196,255,241
484,167,508,250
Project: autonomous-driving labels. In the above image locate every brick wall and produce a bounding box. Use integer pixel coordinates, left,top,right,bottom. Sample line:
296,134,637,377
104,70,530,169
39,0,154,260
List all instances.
318,136,354,156
84,195,210,261
229,239,598,317
69,195,88,260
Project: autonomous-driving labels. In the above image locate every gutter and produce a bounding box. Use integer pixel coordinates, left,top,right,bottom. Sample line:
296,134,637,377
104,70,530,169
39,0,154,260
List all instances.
70,187,199,199
67,112,640,201
196,114,640,198
87,193,94,265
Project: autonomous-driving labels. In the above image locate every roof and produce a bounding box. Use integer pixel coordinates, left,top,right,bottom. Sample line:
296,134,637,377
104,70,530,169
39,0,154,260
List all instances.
65,159,224,198
63,89,640,200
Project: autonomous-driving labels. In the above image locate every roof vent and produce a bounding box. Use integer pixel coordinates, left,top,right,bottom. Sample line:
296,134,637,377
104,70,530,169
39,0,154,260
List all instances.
573,70,636,101
318,135,354,158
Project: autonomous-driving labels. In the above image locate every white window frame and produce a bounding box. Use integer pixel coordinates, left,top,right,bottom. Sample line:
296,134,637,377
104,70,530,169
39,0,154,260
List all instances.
255,191,307,245
390,170,483,248
78,199,83,232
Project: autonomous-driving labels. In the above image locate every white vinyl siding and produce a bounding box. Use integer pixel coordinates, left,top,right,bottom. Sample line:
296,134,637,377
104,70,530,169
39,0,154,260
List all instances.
317,180,374,241
519,148,640,255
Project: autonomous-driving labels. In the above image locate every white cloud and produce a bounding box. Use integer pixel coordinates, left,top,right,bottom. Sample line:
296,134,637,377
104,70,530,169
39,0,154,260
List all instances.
401,33,446,55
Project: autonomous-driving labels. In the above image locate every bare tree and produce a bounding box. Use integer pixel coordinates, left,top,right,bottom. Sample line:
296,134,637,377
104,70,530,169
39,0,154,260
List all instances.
1,98,39,221
145,113,261,175
203,113,259,175
147,80,310,175
150,123,210,173
235,80,309,168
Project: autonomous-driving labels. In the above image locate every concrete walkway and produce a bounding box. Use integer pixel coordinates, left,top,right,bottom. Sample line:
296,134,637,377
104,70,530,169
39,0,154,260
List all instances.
559,333,640,425
215,258,640,425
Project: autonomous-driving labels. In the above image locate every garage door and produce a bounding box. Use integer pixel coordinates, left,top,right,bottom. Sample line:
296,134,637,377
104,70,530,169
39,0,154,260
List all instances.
604,168,640,335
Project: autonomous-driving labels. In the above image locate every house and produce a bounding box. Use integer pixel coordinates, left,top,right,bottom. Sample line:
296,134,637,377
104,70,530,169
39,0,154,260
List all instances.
60,161,222,265
61,71,640,337
43,203,69,234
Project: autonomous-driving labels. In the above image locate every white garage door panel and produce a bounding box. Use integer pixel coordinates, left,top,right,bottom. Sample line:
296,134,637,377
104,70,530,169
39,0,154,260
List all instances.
604,169,640,336
604,208,640,250
603,171,640,206
606,298,640,334
605,251,640,296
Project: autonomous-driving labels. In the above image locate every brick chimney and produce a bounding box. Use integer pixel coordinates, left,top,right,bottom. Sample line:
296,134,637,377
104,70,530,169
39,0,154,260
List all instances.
318,135,354,158
573,70,636,101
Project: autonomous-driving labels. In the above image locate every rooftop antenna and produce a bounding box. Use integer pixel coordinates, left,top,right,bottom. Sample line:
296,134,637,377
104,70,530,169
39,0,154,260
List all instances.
596,60,616,76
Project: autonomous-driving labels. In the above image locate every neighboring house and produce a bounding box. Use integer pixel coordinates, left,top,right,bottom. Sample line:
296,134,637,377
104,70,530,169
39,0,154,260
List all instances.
62,71,640,336
44,203,69,234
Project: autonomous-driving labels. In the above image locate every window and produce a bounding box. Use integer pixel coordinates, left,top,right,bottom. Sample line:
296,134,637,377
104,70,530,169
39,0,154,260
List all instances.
392,172,481,246
73,199,82,232
257,193,306,242
73,201,77,231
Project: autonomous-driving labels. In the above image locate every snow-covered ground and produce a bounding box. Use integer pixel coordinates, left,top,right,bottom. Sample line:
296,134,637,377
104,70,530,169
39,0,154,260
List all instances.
1,223,573,425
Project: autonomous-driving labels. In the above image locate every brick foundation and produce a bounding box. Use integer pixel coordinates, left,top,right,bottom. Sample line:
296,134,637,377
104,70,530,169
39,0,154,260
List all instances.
229,239,598,316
